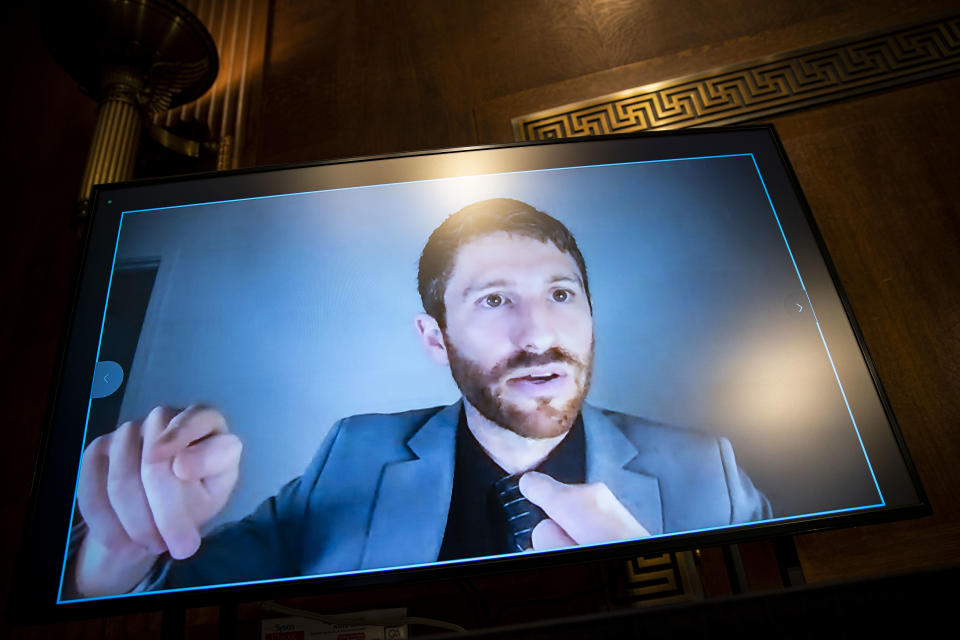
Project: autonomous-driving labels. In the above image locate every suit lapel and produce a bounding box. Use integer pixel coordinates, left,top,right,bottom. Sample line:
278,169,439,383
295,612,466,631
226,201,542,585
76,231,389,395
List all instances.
361,401,663,569
360,402,460,569
582,404,664,535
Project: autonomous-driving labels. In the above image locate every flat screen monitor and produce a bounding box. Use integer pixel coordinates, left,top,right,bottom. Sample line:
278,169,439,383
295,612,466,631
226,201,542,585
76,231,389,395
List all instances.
12,125,926,618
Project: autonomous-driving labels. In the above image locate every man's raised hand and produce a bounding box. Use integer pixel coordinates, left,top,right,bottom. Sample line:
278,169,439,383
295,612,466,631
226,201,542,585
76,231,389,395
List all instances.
518,471,650,550
74,405,241,595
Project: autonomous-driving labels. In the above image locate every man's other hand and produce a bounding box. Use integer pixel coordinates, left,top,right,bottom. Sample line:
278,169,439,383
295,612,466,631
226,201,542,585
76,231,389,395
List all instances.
74,405,241,595
518,471,650,550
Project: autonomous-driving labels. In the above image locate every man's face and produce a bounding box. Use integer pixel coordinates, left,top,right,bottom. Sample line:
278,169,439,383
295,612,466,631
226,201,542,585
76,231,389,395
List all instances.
441,232,594,439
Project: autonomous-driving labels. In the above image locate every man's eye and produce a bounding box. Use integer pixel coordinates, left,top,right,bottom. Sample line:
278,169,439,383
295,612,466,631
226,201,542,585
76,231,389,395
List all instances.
482,294,505,308
552,289,571,302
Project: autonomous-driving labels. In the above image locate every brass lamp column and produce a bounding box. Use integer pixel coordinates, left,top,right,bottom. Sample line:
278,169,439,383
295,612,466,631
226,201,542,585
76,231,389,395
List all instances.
77,66,144,206
45,0,219,221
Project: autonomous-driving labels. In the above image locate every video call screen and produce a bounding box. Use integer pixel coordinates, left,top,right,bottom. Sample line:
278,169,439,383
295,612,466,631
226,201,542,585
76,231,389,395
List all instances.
17,128,924,611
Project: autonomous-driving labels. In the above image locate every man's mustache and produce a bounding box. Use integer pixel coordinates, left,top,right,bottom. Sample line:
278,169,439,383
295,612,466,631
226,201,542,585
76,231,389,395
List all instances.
492,347,587,378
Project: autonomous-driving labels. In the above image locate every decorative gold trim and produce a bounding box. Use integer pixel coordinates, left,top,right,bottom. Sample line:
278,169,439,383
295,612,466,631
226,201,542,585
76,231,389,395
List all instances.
612,551,702,606
513,14,960,140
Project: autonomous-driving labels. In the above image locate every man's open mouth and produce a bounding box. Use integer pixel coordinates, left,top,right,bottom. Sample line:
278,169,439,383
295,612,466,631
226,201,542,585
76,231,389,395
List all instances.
507,370,565,385
518,373,560,384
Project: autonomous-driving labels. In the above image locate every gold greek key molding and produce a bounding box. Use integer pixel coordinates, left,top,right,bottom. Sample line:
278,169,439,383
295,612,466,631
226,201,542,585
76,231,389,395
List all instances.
513,14,960,140
612,551,701,606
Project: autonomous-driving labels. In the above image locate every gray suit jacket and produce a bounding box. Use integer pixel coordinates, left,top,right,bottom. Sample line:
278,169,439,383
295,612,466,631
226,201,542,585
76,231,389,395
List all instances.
163,401,770,588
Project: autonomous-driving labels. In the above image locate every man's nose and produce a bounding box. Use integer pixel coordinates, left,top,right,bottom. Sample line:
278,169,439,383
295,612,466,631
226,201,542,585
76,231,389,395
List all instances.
512,300,558,354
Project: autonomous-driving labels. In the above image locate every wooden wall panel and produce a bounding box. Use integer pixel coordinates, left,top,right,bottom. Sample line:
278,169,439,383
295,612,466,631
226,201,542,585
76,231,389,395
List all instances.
772,77,960,581
258,0,955,162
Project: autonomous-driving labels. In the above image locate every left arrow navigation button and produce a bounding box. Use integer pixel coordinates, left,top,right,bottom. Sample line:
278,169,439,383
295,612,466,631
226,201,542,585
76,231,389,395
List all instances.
91,361,124,399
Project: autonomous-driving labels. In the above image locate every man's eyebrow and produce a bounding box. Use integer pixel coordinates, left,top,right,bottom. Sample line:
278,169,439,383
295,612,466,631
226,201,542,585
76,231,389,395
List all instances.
461,278,512,300
550,273,585,290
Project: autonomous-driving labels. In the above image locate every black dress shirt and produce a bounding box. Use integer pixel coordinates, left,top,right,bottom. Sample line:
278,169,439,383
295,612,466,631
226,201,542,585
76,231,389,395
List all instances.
437,410,585,561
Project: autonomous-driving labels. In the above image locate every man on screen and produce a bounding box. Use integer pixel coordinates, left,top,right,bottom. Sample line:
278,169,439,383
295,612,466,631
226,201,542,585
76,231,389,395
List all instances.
70,198,770,597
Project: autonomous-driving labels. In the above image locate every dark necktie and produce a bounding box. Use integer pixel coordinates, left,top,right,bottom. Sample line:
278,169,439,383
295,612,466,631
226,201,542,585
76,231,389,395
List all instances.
488,474,547,552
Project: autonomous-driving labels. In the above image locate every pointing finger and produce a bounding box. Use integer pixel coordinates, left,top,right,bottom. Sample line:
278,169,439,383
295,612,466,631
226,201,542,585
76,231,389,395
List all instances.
172,433,242,481
519,471,592,540
530,519,576,551
106,422,166,554
77,433,131,550
142,405,227,462
139,406,222,560
518,471,572,514
519,471,649,544
141,454,201,560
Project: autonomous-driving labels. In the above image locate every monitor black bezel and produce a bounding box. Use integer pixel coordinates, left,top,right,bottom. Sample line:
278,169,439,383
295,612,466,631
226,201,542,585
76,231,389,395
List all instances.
9,124,929,623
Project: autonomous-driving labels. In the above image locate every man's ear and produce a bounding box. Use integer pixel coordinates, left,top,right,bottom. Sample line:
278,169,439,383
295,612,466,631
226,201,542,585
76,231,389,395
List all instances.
414,313,449,365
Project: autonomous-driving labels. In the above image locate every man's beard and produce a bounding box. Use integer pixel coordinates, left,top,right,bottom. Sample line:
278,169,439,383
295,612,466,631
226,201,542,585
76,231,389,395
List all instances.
445,337,594,439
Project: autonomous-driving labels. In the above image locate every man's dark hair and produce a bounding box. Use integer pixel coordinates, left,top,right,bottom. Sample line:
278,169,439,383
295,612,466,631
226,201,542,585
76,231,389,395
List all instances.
418,198,591,328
